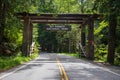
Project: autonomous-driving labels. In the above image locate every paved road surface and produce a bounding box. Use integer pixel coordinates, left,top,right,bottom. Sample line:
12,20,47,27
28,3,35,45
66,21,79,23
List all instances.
0,52,120,80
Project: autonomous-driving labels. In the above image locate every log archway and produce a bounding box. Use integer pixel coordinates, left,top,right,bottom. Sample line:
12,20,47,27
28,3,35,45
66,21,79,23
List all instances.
17,12,100,60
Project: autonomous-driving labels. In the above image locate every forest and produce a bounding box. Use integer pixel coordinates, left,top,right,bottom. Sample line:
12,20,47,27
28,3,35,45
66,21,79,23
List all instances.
0,0,120,69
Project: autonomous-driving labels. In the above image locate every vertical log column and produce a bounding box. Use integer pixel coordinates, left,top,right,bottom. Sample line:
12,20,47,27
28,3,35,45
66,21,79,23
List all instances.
22,15,31,56
87,17,94,60
30,23,33,45
79,25,86,57
81,25,86,47
29,23,33,55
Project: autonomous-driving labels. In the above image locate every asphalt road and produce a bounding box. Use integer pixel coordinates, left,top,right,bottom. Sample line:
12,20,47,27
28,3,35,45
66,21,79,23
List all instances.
0,52,120,80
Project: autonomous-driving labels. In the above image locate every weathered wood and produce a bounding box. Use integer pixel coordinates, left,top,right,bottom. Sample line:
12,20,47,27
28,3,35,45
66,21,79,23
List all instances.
30,22,33,45
17,13,98,18
17,12,99,58
20,20,83,24
29,23,33,55
22,16,31,56
31,20,83,24
87,17,94,60
17,13,99,24
21,16,85,20
81,25,86,46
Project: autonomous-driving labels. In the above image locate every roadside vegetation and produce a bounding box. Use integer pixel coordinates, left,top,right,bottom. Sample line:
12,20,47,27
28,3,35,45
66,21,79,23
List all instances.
0,47,38,72
60,53,80,58
0,0,120,71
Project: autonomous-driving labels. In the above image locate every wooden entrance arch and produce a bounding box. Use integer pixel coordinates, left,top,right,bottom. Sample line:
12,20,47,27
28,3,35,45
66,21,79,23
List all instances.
17,12,99,60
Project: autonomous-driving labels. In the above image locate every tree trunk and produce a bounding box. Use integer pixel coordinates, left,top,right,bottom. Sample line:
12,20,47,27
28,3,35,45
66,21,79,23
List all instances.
0,1,7,55
107,14,117,64
0,1,6,43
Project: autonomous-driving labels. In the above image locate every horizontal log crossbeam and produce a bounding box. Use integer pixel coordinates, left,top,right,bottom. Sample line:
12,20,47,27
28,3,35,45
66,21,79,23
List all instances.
16,12,99,24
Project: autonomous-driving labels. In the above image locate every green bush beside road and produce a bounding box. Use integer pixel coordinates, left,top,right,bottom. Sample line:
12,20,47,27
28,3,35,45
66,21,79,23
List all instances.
0,52,38,72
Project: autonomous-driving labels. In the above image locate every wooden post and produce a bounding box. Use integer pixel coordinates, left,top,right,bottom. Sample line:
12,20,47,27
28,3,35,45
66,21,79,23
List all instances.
87,17,94,60
81,25,86,47
79,25,86,57
30,23,33,45
80,0,86,56
22,15,31,56
29,23,33,55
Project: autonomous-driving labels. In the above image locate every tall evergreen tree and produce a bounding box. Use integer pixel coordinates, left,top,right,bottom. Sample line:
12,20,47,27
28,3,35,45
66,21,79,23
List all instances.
93,0,120,64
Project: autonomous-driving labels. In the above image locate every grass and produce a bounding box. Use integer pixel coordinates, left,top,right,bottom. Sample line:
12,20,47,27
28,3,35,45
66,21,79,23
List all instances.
60,53,120,66
60,53,80,58
0,52,38,72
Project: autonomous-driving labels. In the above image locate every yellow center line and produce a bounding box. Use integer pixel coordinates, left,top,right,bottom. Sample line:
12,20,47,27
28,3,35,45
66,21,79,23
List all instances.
57,61,64,80
56,58,69,80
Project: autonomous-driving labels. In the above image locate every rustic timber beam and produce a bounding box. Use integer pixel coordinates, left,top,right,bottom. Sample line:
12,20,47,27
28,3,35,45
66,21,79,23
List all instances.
31,20,83,24
18,16,87,21
16,12,100,19
29,17,85,20
16,12,96,17
87,17,94,60
16,12,100,25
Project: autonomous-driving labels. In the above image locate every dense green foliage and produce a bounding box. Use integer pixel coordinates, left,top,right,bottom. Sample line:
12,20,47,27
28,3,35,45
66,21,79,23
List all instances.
37,24,80,53
0,0,39,71
0,52,38,71
93,0,120,64
0,0,38,56
0,44,38,71
94,21,108,62
0,0,120,67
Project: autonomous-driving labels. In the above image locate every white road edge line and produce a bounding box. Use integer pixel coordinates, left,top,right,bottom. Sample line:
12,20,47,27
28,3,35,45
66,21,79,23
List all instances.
100,67,120,77
0,56,40,79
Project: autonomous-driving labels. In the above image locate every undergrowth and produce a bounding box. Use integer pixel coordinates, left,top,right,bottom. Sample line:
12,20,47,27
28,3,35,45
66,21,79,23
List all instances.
0,52,38,71
60,53,79,58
